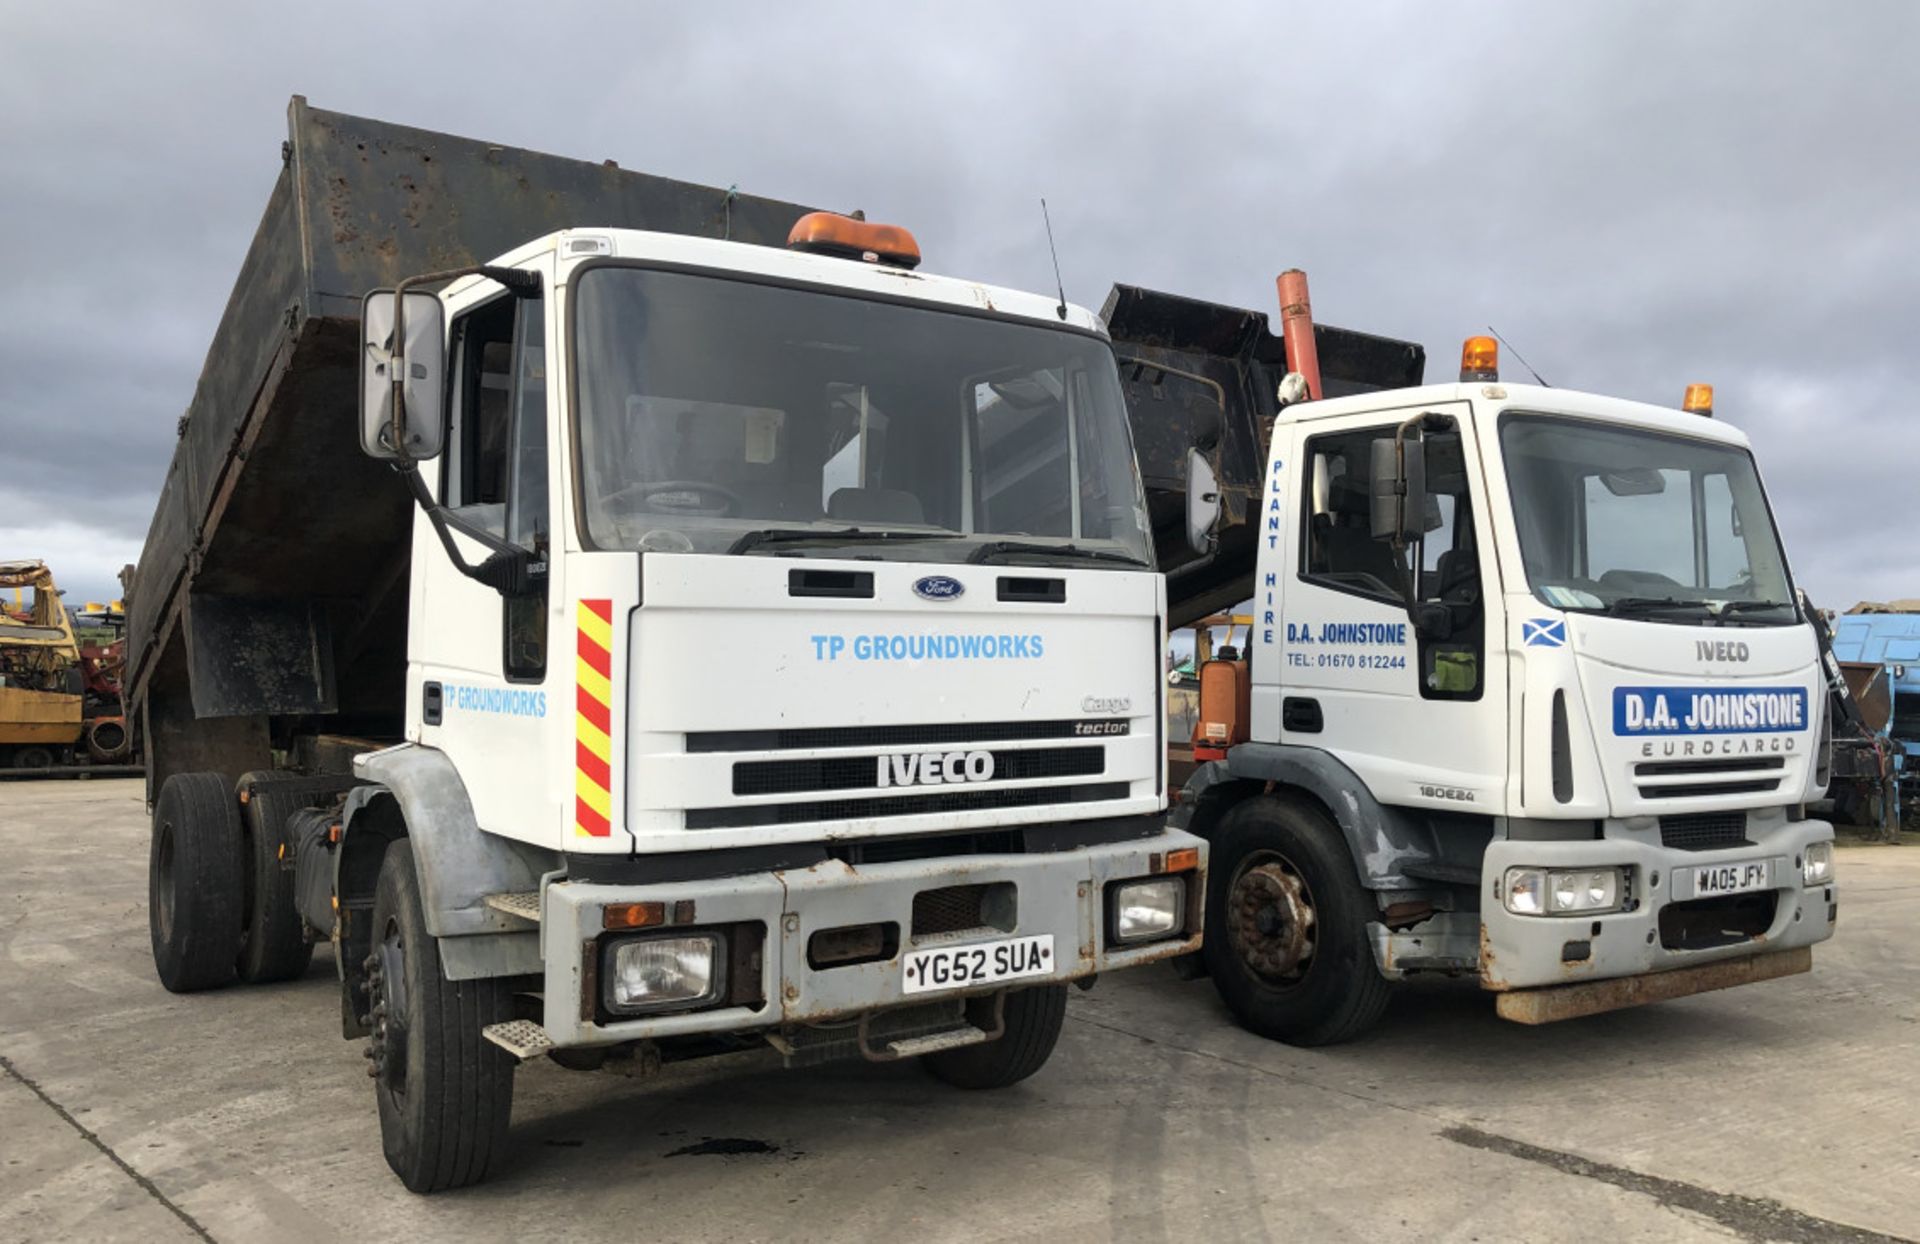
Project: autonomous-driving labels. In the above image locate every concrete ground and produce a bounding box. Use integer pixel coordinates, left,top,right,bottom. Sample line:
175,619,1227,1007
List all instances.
2,780,1916,1244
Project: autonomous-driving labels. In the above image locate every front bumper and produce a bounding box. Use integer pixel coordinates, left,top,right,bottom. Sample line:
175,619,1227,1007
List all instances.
1480,815,1836,996
538,828,1206,1048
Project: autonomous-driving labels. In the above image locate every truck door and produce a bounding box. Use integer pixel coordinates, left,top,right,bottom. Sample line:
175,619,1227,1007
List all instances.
410,275,557,840
1255,403,1507,810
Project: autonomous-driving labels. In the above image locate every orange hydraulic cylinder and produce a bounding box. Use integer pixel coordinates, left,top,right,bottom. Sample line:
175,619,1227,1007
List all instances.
1276,269,1323,401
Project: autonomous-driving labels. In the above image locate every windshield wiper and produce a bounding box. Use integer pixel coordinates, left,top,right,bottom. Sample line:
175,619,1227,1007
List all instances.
966,540,1150,567
1602,595,1711,617
1713,599,1796,617
727,527,966,555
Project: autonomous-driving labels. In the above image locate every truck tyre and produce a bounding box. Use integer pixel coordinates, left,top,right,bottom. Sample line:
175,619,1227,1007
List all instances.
1202,794,1392,1046
13,746,56,771
148,771,245,993
922,984,1068,1090
235,776,315,984
368,840,514,1193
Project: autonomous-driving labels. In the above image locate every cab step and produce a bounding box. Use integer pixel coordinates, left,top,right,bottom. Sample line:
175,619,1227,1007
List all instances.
481,1019,555,1061
880,1025,994,1059
483,891,541,925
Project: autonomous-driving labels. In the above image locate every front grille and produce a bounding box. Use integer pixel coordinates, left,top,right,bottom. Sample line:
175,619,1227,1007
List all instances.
686,780,1130,830
1639,778,1781,799
1634,756,1784,777
836,830,1020,866
1634,755,1784,800
917,883,1006,933
690,719,1125,753
1659,812,1753,852
1660,892,1777,950
733,745,1103,797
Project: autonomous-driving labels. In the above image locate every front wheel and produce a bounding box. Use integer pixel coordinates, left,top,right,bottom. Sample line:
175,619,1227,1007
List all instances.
1202,795,1392,1046
922,984,1068,1090
368,841,515,1193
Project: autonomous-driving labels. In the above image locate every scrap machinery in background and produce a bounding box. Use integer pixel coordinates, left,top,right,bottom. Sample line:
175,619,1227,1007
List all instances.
0,559,135,773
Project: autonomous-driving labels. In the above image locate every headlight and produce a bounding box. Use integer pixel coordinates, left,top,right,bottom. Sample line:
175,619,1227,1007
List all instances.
1503,867,1627,916
604,933,725,1014
1112,877,1185,944
1802,841,1834,886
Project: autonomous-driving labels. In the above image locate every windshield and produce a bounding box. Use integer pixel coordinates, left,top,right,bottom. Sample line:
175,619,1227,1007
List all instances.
1499,414,1797,624
571,267,1153,567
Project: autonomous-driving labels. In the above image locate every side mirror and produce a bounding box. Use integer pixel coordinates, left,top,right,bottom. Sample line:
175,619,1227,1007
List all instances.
1186,448,1221,555
1368,436,1428,542
360,290,447,460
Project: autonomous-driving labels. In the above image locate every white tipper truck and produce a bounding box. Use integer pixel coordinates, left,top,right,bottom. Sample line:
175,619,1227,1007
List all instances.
128,101,1205,1192
1133,272,1838,1045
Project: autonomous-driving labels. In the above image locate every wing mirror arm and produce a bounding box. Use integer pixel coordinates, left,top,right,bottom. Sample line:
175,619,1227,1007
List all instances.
1370,412,1443,617
362,263,543,597
386,263,538,470
397,469,544,596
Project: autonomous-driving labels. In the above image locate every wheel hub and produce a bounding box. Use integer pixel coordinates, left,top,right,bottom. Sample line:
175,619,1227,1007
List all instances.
363,921,411,1091
1228,860,1316,982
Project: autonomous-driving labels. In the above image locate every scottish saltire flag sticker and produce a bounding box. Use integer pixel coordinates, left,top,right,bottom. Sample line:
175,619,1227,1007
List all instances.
1523,618,1567,648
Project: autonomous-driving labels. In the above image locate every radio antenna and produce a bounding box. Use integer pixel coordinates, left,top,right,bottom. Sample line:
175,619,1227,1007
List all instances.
1487,324,1549,387
1040,198,1068,320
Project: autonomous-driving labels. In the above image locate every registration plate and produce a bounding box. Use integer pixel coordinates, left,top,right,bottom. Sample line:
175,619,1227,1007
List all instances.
902,934,1055,995
1694,860,1772,897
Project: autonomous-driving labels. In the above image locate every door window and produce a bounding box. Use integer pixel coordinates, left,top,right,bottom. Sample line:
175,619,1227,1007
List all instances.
447,287,549,681
1302,427,1407,603
1301,420,1484,699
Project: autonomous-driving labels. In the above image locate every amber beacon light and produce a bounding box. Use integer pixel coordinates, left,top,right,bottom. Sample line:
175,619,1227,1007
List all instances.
1459,335,1500,382
1683,383,1714,416
786,212,922,269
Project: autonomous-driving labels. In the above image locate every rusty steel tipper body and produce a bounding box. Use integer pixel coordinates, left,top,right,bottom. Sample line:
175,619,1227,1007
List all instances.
127,97,819,797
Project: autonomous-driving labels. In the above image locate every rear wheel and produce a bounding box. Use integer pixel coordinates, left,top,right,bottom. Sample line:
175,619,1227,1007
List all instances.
1202,795,1392,1046
13,746,55,771
368,841,514,1193
148,772,245,993
922,984,1068,1090
235,774,316,984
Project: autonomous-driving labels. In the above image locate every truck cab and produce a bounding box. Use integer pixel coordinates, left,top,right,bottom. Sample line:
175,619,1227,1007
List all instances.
368,220,1205,1061
1173,330,1837,1042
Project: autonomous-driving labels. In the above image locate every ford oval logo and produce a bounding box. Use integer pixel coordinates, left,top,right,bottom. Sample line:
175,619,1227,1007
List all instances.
912,575,965,602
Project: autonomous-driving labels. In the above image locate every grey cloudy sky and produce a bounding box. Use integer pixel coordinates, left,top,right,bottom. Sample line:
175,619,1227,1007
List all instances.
1,1,1915,609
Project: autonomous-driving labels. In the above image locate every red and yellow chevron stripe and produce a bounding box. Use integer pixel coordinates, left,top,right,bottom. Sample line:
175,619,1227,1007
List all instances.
575,598,614,838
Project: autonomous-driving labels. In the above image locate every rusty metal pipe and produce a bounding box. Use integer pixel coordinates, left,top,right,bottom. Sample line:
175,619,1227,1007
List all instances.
1276,269,1323,401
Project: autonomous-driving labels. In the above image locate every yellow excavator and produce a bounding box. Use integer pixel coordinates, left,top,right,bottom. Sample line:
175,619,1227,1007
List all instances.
0,560,85,771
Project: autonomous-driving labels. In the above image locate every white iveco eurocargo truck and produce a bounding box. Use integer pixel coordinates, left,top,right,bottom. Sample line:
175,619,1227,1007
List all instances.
131,103,1204,1193
1162,290,1836,1045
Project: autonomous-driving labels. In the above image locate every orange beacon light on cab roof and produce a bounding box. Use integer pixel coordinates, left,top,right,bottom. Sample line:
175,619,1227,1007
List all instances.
786,212,921,270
